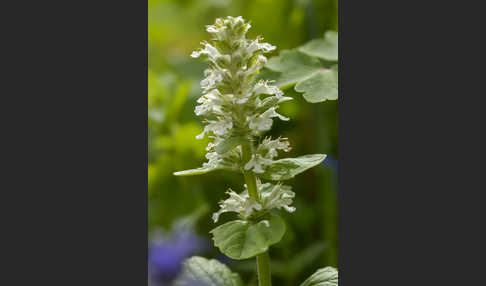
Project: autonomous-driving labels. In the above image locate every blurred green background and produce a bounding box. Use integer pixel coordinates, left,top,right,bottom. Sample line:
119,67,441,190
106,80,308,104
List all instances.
148,0,338,285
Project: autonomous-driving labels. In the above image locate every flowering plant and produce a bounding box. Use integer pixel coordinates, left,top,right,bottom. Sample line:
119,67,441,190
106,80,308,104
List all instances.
174,16,338,286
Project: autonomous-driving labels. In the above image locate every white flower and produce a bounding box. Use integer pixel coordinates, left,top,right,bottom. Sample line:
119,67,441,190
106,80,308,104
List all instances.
249,107,289,132
253,80,283,97
192,41,231,70
195,89,226,116
257,137,291,160
196,118,233,139
252,80,293,103
232,16,245,26
201,138,242,171
263,137,291,153
261,183,296,213
206,23,227,40
200,69,226,92
246,55,267,75
212,190,262,222
205,136,220,151
243,137,290,174
211,180,296,223
247,37,276,54
244,154,273,173
191,41,220,59
203,151,220,168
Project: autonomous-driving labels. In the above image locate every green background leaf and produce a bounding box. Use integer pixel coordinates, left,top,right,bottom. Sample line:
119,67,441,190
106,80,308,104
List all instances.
174,256,244,286
263,49,338,103
265,50,323,88
300,267,338,286
261,154,327,181
210,216,286,260
298,31,338,61
295,67,338,103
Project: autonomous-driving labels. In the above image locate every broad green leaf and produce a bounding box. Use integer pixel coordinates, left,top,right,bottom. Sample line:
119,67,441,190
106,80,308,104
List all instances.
215,136,246,154
173,256,244,286
263,50,338,102
260,154,326,181
265,50,323,88
298,31,338,62
174,166,220,176
300,267,338,286
210,215,286,260
295,66,338,103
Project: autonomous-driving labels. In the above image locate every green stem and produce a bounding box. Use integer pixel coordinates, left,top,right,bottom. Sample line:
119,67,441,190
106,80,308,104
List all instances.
241,142,272,286
241,143,259,200
256,251,272,286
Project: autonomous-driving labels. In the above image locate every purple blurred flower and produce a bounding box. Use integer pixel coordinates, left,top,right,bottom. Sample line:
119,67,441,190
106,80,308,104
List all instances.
148,225,207,286
323,155,338,172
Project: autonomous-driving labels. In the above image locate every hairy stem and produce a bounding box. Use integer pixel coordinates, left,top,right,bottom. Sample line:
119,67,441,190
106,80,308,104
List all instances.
242,142,272,286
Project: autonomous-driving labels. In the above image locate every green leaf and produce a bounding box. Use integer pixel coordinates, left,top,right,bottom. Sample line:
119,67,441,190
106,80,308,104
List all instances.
298,31,338,62
174,256,244,286
263,50,338,102
210,215,286,260
173,166,220,176
295,66,338,103
265,50,323,88
215,136,246,154
300,267,338,286
260,154,326,181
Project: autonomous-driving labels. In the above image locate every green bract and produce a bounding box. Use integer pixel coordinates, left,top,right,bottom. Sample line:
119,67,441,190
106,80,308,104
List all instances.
300,267,339,286
174,256,244,286
210,215,286,260
173,166,223,176
260,154,327,181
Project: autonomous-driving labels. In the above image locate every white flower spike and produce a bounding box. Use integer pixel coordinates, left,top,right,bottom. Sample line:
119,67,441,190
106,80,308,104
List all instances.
189,16,291,173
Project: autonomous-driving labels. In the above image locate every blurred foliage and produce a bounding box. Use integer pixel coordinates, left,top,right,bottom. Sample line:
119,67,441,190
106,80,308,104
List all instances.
148,0,338,285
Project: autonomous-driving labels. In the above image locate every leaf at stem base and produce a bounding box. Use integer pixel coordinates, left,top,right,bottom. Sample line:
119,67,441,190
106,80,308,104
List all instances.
210,215,286,260
300,267,338,286
173,256,244,286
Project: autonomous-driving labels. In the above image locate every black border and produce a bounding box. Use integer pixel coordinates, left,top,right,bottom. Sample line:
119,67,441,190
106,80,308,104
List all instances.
4,0,148,284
